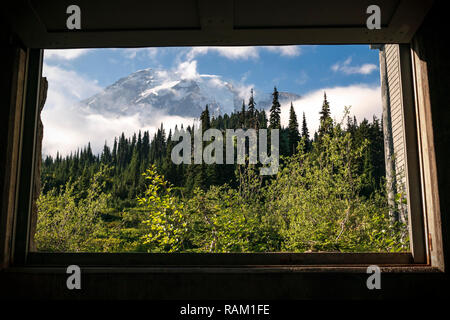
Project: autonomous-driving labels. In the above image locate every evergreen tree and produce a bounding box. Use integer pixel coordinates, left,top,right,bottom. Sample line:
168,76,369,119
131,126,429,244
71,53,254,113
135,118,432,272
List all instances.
259,110,268,129
247,89,257,129
240,100,246,128
200,105,211,131
112,138,118,164
288,102,300,155
269,86,281,129
301,112,310,151
318,91,332,136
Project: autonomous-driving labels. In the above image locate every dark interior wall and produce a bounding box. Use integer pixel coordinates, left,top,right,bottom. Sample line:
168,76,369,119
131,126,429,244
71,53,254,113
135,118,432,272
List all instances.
0,22,12,219
0,16,22,269
1,1,450,299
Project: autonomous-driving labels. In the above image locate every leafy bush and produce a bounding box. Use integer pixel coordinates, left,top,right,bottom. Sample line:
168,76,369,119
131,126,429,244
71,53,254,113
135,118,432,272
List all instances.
36,165,114,252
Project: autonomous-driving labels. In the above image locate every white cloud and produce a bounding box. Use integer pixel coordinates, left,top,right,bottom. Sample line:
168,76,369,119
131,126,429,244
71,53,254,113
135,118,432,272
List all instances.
42,64,102,105
279,84,382,134
173,58,227,82
187,46,260,61
175,60,200,79
186,46,302,61
207,77,227,88
171,58,255,111
235,83,256,103
123,48,159,59
41,63,195,156
264,46,302,57
331,57,378,75
44,49,90,60
42,104,195,157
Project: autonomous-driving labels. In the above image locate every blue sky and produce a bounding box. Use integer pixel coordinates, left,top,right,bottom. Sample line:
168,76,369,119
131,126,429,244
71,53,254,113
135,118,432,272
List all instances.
42,45,382,156
45,45,379,95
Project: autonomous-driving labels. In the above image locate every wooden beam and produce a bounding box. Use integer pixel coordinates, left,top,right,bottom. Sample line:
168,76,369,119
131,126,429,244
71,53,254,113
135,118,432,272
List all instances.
27,252,414,266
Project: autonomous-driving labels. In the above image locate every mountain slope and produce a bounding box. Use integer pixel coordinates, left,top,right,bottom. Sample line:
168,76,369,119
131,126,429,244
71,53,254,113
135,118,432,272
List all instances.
82,68,301,119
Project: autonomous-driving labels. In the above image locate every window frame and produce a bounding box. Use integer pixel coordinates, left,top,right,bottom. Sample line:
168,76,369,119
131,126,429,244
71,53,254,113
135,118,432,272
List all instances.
8,45,438,270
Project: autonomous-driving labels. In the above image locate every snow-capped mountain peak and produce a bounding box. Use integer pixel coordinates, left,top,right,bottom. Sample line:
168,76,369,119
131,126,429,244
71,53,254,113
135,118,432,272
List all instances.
82,68,301,119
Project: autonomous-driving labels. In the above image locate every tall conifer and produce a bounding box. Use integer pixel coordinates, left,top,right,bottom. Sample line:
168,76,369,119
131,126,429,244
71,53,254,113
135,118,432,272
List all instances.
269,86,281,129
288,102,300,154
319,91,332,136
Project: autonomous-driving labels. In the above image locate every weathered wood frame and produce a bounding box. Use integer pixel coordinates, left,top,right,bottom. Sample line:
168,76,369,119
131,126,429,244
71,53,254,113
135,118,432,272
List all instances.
398,44,427,264
410,38,445,271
